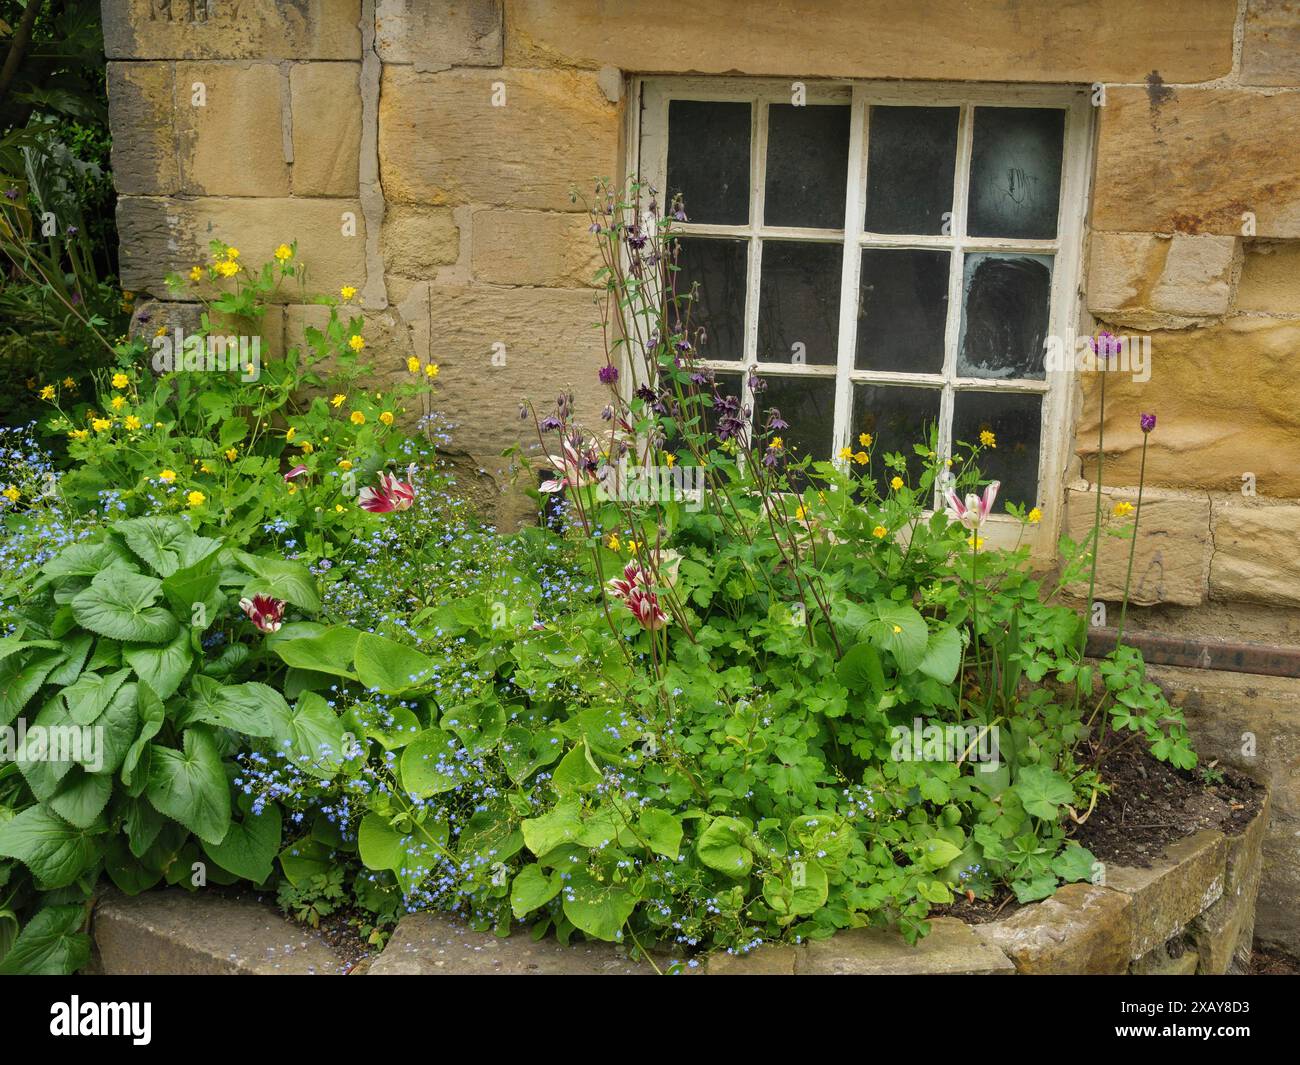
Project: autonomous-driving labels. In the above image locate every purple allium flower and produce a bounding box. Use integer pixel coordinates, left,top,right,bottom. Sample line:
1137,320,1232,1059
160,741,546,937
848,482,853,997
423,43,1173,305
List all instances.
66,225,78,236
3,188,17,200
598,364,619,385
1140,412,1156,433
1089,330,1119,360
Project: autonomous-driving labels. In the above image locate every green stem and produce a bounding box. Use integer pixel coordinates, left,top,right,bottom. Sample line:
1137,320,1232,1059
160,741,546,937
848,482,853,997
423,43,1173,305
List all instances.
1113,432,1148,655
1073,368,1106,718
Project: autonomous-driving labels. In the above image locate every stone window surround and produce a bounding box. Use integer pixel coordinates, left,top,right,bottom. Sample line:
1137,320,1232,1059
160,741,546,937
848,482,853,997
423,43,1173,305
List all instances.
632,77,1095,552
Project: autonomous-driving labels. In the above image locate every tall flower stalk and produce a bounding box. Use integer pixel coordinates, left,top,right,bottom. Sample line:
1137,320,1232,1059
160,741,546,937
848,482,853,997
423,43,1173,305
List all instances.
1113,413,1155,653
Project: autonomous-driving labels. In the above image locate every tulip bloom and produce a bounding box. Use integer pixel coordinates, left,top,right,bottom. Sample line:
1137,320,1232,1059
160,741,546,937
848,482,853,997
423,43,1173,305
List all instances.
944,480,1001,532
239,594,285,633
539,435,600,493
358,471,415,513
608,560,669,630
284,464,308,481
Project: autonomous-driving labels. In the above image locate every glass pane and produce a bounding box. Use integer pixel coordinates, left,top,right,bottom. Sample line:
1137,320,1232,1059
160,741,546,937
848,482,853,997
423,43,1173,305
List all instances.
674,371,742,452
967,107,1065,239
951,391,1041,508
957,253,1053,380
755,375,835,488
674,237,747,361
757,241,841,366
864,105,959,235
856,249,949,373
764,104,850,229
667,100,751,225
851,384,941,487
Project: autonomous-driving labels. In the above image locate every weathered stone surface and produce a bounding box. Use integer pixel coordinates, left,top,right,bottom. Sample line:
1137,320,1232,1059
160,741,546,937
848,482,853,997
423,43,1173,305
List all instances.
506,0,1235,82
974,884,1133,975
381,204,460,279
107,63,179,195
1130,943,1199,975
472,210,602,287
1149,665,1300,955
117,196,366,297
1209,503,1300,608
378,67,619,209
1088,232,1236,329
1241,0,1300,86
1062,484,1210,608
1190,795,1269,973
93,888,348,974
420,283,607,459
369,912,659,974
376,0,502,69
1107,831,1226,958
797,917,1014,975
1235,240,1300,312
102,0,361,60
1075,318,1300,498
706,944,799,975
175,62,289,197
1093,88,1300,238
290,63,362,196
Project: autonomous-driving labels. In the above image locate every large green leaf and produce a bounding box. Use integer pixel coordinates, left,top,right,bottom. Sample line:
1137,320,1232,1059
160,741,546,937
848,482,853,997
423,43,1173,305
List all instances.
70,569,179,643
123,682,164,790
561,868,636,941
47,769,113,830
185,677,284,738
203,797,281,883
551,741,601,796
521,801,584,856
270,691,347,778
160,551,224,625
917,625,964,685
836,642,885,695
762,859,829,917
510,863,562,918
40,538,133,581
638,809,683,861
354,631,436,693
0,906,90,975
60,667,131,726
1014,765,1074,820
696,816,753,877
400,728,462,796
145,727,231,845
266,624,360,679
114,516,217,578
123,629,193,701
0,807,103,889
235,551,321,612
861,601,929,674
0,648,63,726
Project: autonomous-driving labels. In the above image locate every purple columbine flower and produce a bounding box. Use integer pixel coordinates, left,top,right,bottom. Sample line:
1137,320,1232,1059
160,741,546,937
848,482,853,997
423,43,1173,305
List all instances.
598,364,619,385
3,188,17,200
1140,412,1157,433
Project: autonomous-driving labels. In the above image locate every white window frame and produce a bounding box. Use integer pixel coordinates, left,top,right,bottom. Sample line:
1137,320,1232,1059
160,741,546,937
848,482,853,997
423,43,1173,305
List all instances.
629,76,1094,553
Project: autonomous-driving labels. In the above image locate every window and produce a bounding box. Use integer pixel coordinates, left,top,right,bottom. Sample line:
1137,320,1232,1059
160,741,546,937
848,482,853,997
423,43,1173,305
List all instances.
634,79,1092,544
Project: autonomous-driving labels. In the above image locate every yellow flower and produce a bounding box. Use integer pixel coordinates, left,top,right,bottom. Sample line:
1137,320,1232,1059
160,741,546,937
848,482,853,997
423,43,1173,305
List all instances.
1113,501,1135,518
300,441,314,454
837,446,853,462
350,411,365,425
1027,507,1043,524
859,432,872,447
406,356,420,374
69,429,89,442
124,415,142,431
337,459,352,471
890,476,904,490
110,395,126,411
2,486,20,504
274,244,293,262
62,376,76,389
664,452,676,467
92,418,112,433
980,429,996,448
216,260,239,277
341,285,357,301
425,363,439,379
335,504,345,513
159,469,177,483
188,265,203,282
285,426,296,442
872,525,888,538
794,505,806,521
892,624,902,635
225,247,239,260
606,533,621,551
379,411,394,426
39,384,55,400
331,393,346,407
853,451,869,466
200,463,214,473
348,335,365,352
287,483,298,495
224,448,238,462
626,540,640,555
967,535,985,551
112,372,129,389
187,491,206,508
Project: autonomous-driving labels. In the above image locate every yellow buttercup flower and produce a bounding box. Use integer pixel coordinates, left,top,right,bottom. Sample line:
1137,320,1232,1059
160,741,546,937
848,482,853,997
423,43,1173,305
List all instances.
159,469,177,482
664,452,676,467
225,448,238,462
335,504,345,513
967,535,985,550
300,441,314,454
341,285,357,301
606,533,621,551
188,265,203,282
1113,501,1135,518
853,451,869,466
216,260,238,277
892,625,902,635
331,393,346,407
837,446,853,462
285,426,296,442
348,335,365,352
890,476,904,491
62,377,76,389
69,429,89,442
39,384,55,400
124,415,142,431
350,411,365,425
859,432,872,447
379,411,394,426
92,418,111,433
187,491,206,508
274,244,293,262
110,395,126,411
625,540,640,554
337,459,352,470
1027,507,1043,524
980,429,996,448
200,463,214,473
112,372,129,389
794,505,806,521
407,356,420,374
287,483,298,495
425,363,439,379
872,525,887,539
225,247,239,260
2,486,20,503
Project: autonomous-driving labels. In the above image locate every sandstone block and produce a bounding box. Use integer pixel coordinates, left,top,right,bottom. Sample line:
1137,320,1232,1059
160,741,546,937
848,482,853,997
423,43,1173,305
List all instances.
1093,88,1300,238
376,0,502,69
290,63,362,196
797,917,1013,975
175,62,290,197
381,204,461,279
1107,831,1226,958
107,62,179,195
974,884,1133,974
378,66,619,209
1209,503,1300,608
472,210,602,287
1088,232,1236,329
1235,240,1300,313
1241,0,1300,86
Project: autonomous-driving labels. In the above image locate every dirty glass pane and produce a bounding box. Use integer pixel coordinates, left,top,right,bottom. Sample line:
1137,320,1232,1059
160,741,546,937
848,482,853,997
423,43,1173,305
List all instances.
951,391,1042,508
957,253,1052,380
856,248,949,373
757,241,841,366
668,100,751,225
764,104,851,229
851,384,940,488
755,375,836,488
674,237,748,362
864,105,959,235
967,107,1065,239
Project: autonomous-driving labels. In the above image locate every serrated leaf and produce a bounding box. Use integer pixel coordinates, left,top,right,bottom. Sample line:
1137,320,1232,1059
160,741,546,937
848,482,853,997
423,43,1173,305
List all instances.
70,569,179,643
235,551,320,612
123,629,193,701
0,807,103,889
0,906,90,975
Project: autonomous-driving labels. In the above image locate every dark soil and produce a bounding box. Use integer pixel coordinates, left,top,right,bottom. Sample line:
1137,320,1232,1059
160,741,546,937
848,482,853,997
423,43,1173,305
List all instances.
1247,943,1300,975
